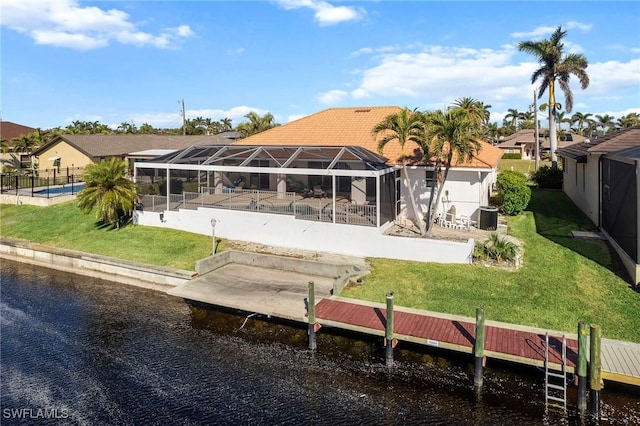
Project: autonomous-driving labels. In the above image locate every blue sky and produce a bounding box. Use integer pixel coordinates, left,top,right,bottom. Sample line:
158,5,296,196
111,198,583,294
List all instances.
2,0,639,130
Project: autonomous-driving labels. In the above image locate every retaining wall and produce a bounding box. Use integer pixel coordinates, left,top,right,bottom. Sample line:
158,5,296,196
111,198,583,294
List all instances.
0,238,195,291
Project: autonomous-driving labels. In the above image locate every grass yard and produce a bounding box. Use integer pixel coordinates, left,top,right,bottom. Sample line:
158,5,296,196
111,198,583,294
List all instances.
1,189,639,342
342,189,640,342
498,158,552,174
0,201,213,270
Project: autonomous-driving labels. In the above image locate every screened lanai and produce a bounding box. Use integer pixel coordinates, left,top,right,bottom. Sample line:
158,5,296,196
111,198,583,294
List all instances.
133,145,401,228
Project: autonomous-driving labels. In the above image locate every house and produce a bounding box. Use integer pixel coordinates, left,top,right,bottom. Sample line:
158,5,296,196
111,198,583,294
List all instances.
496,129,586,160
557,126,640,284
132,107,502,264
0,121,38,171
0,121,36,141
30,134,239,176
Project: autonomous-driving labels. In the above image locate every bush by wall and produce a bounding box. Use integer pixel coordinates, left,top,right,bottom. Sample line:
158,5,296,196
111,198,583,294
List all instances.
496,170,531,215
531,165,563,189
502,153,522,160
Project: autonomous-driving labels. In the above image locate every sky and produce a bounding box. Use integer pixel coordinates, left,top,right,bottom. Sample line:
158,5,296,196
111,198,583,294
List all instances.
1,0,639,131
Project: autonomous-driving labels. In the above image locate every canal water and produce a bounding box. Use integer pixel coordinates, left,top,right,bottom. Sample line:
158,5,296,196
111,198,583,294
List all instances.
1,259,638,425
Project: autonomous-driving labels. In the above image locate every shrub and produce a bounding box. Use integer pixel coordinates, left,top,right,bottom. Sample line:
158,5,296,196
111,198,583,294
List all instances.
531,165,563,189
481,233,519,263
502,153,522,160
496,170,531,215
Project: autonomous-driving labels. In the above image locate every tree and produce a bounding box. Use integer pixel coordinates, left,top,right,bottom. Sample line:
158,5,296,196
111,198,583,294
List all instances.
505,108,521,129
518,26,589,167
421,107,483,235
220,118,233,132
371,108,426,233
570,112,593,136
617,113,640,129
139,123,156,134
77,158,139,229
236,112,279,136
595,114,615,135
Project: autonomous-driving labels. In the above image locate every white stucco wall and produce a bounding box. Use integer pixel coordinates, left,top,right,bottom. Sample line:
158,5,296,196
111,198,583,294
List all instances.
562,156,599,226
401,167,494,224
135,208,474,264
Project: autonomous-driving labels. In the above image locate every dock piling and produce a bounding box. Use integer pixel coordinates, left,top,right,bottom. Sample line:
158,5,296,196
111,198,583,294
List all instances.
474,307,486,388
307,281,317,351
385,292,394,368
589,324,602,419
577,321,588,413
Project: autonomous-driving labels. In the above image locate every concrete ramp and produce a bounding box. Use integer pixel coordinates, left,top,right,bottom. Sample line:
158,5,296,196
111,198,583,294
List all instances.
167,250,368,321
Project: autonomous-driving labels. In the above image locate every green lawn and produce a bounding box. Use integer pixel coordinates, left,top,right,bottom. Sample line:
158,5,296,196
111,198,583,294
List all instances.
342,189,640,342
498,158,552,174
1,190,639,342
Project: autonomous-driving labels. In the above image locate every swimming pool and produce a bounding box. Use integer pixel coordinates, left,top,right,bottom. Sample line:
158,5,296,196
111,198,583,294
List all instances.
33,182,86,196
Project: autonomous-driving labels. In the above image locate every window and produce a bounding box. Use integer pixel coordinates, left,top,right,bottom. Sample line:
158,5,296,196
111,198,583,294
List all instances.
425,170,436,189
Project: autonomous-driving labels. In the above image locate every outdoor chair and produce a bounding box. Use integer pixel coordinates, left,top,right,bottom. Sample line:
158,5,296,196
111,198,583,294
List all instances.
312,185,325,198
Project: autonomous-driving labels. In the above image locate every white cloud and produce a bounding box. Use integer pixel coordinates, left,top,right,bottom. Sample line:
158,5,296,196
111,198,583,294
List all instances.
511,21,591,39
315,89,348,104
274,0,364,26
227,47,246,55
1,0,193,50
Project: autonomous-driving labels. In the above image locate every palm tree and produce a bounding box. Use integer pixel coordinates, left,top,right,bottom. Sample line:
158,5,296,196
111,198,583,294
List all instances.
236,112,280,137
77,158,139,229
595,114,615,135
139,123,156,134
518,26,589,167
220,118,233,132
371,108,426,233
570,112,593,136
505,108,521,128
421,108,482,235
617,113,640,129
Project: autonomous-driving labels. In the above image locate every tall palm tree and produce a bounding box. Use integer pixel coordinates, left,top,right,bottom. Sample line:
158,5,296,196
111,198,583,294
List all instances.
421,108,482,235
518,26,589,167
504,108,521,128
77,158,139,229
236,112,280,137
372,108,426,233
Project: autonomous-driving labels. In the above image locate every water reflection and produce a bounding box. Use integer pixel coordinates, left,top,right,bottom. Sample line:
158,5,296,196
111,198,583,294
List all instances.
1,259,638,425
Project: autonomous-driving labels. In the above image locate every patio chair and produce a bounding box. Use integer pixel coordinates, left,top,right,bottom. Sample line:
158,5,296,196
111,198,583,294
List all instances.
312,185,325,198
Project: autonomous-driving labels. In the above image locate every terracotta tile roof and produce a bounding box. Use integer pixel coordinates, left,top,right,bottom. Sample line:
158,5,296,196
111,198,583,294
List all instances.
557,126,640,160
236,106,502,169
32,134,235,159
0,121,37,140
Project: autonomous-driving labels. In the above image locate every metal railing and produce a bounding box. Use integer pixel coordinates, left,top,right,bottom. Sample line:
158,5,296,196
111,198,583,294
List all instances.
1,167,85,198
138,188,377,227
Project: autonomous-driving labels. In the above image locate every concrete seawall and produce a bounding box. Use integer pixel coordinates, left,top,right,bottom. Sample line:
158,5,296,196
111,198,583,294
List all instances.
0,238,195,292
195,250,368,294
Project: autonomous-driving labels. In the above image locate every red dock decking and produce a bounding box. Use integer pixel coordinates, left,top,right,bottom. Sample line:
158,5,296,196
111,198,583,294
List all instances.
315,298,578,369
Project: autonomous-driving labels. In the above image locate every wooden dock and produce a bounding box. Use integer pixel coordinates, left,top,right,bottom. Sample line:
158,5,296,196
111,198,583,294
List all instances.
313,297,640,386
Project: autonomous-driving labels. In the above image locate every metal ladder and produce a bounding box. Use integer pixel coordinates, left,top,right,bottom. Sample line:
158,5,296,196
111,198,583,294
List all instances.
544,332,567,411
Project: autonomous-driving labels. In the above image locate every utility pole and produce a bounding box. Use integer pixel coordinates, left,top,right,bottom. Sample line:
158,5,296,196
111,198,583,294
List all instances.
180,99,186,135
534,90,540,171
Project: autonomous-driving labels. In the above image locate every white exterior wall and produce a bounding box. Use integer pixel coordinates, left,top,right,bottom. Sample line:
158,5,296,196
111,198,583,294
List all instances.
135,208,474,264
562,156,599,226
402,167,495,223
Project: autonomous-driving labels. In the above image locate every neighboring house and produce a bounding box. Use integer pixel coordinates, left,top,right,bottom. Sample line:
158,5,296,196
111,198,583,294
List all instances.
31,134,239,175
0,121,36,141
0,121,37,171
132,106,502,264
557,126,640,284
496,129,586,159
